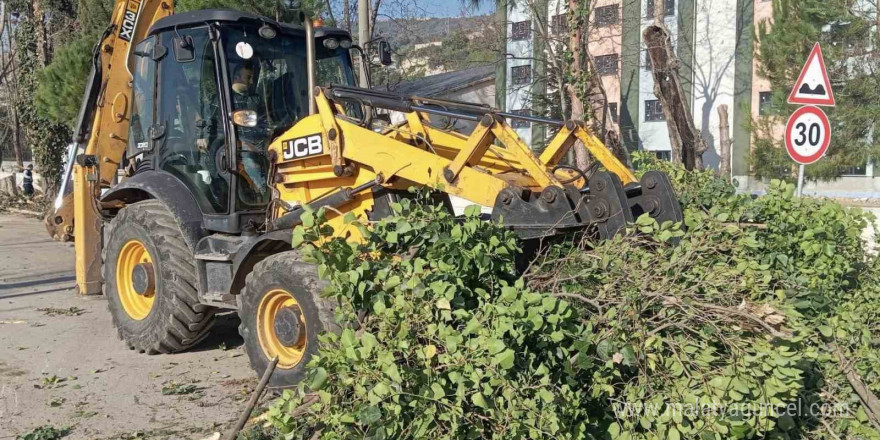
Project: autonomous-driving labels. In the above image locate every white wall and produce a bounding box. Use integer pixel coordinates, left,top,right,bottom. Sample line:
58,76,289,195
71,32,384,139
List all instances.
691,0,739,170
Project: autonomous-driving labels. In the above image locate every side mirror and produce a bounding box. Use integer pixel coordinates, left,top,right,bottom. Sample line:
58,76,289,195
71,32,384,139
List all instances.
378,41,393,66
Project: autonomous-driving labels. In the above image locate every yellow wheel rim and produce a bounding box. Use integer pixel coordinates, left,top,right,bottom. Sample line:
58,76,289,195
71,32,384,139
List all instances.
116,240,156,321
257,289,307,369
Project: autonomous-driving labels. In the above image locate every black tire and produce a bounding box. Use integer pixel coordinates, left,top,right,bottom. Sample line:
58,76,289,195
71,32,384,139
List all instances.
238,251,338,388
103,200,215,354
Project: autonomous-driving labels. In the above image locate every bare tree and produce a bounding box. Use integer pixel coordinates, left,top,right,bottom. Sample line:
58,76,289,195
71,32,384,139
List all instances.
0,6,23,169
717,104,731,179
342,0,352,32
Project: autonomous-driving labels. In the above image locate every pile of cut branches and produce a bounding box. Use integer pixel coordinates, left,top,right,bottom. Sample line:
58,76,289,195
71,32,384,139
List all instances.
259,157,879,440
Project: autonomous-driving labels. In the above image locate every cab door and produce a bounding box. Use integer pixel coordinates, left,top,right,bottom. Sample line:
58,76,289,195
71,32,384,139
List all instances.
152,27,232,219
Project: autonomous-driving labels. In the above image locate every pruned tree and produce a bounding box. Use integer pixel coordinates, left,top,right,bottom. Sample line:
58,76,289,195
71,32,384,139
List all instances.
717,104,732,179
643,3,707,171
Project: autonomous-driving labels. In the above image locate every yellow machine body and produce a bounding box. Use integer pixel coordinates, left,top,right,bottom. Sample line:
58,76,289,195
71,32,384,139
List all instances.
266,89,640,237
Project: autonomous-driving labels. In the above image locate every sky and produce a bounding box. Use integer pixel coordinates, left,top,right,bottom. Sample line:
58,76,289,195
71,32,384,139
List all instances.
386,0,495,18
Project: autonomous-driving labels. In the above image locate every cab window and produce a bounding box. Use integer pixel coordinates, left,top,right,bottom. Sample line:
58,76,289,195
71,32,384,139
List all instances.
155,27,230,214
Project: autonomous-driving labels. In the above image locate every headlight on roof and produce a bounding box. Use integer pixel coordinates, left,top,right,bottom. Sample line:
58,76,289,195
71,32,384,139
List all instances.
323,38,339,50
258,24,277,39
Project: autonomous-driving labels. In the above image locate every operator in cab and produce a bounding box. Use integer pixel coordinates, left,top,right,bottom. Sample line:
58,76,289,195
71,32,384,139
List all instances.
230,59,270,204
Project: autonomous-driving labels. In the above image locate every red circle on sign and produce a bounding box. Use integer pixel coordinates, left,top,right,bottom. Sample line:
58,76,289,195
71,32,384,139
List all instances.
785,106,830,165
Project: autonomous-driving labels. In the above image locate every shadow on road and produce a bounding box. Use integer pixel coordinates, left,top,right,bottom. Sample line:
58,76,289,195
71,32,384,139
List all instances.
0,275,77,290
190,311,245,352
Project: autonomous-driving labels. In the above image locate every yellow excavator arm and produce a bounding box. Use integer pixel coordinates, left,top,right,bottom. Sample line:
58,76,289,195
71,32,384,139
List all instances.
46,0,173,294
264,87,682,242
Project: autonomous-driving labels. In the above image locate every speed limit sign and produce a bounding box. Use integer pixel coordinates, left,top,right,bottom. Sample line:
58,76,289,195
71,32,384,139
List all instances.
785,105,831,165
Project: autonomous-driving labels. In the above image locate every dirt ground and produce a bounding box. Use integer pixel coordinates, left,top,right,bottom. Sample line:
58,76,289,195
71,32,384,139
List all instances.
0,214,260,440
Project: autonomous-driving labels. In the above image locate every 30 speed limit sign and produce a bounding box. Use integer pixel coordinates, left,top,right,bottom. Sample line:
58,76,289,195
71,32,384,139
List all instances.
785,105,831,165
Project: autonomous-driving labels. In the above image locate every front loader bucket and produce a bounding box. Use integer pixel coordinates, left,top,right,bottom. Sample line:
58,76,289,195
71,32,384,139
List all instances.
491,171,683,241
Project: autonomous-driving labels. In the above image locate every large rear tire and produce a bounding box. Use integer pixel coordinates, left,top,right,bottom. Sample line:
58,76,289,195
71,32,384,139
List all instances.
103,200,215,354
238,251,338,388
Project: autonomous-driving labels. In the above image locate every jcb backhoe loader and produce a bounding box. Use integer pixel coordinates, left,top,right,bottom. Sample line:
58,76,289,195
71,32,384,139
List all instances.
45,0,682,387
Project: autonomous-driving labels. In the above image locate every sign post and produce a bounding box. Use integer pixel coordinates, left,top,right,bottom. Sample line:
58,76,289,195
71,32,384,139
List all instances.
796,164,805,197
784,106,831,195
785,43,835,197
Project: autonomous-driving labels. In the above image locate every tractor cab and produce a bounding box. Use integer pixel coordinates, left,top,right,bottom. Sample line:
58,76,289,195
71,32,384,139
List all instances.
126,10,357,234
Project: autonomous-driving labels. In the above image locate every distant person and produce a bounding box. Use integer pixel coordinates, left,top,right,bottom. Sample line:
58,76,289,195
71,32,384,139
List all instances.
22,164,34,197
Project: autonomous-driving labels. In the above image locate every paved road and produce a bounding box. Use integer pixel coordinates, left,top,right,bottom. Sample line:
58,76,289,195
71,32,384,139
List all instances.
0,215,256,440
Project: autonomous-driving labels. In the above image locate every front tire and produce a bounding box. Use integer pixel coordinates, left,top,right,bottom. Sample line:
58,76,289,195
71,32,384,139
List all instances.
103,200,215,354
238,251,338,388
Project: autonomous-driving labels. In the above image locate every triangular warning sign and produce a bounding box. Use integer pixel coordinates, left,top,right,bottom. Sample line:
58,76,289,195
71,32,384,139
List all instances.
788,43,835,107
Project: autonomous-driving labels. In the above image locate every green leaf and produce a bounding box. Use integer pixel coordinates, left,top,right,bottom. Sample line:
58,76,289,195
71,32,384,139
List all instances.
777,414,795,431
818,325,833,337
597,339,613,360
636,214,656,226
301,211,315,228
384,364,403,383
435,298,451,310
309,367,328,390
668,426,680,440
471,392,488,409
608,423,621,439
493,348,515,370
423,344,437,359
357,405,382,425
464,205,481,217
538,388,554,403
621,345,636,366
372,382,390,397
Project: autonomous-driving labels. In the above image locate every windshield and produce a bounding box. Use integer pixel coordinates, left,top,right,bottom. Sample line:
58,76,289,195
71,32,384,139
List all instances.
221,25,356,209
222,26,356,144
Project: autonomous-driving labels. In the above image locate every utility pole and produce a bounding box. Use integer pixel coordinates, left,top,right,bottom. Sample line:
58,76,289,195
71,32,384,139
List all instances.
358,0,370,87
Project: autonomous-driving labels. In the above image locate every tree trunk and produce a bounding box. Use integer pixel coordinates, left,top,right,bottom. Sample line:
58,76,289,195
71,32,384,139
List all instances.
653,0,663,23
324,0,336,24
12,107,22,168
566,0,590,171
643,24,706,170
370,0,382,40
33,0,48,67
342,0,352,33
584,51,631,167
3,7,22,169
717,104,731,180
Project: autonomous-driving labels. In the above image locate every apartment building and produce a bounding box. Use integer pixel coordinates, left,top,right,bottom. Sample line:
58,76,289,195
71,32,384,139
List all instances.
499,0,755,180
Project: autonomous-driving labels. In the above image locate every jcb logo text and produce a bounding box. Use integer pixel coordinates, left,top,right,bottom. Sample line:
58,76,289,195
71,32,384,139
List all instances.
282,134,323,160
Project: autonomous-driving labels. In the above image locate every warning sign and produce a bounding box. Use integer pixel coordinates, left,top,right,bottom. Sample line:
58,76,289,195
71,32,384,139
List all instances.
788,43,835,107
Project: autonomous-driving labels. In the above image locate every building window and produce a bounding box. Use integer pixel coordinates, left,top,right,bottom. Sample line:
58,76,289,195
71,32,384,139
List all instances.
511,65,532,86
645,99,665,122
510,109,532,129
595,54,619,75
552,14,568,34
609,103,619,123
842,163,868,176
759,91,772,116
645,0,675,18
511,20,531,40
654,150,671,161
594,5,620,26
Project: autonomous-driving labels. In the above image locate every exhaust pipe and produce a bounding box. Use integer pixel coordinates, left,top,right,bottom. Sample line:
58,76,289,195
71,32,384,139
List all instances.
303,12,317,115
